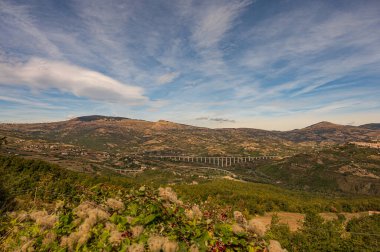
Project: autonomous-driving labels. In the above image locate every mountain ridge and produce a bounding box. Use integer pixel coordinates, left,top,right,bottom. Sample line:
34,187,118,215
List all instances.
2,114,380,133
4,115,379,132
1,116,379,157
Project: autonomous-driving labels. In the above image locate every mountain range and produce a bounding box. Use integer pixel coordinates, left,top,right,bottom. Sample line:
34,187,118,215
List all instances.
1,115,379,156
1,115,379,195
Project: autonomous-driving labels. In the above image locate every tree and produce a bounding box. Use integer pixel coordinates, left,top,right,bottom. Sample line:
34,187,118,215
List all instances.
0,136,7,148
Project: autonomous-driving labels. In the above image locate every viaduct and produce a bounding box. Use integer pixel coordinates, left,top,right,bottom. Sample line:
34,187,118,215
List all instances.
147,155,276,167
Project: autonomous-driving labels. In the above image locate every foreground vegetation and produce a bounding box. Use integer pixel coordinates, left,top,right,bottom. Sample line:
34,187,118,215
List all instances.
1,155,379,251
0,155,268,251
175,180,380,215
267,212,380,251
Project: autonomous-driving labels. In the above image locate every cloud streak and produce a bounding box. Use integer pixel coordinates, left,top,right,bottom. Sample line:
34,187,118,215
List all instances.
0,0,379,129
196,117,236,123
0,58,147,104
157,72,180,85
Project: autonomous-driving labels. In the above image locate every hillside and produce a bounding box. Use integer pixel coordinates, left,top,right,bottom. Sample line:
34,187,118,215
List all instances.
276,121,379,142
1,155,379,251
1,116,379,156
359,123,380,130
1,116,379,198
255,144,380,195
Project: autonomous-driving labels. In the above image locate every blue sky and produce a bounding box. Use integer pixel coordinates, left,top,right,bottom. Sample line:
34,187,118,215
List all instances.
0,0,379,130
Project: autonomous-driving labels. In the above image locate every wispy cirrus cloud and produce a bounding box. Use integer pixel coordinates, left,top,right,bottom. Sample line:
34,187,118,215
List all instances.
0,95,65,109
189,0,252,76
191,0,252,49
157,72,180,85
0,0,62,58
0,0,379,129
239,1,380,98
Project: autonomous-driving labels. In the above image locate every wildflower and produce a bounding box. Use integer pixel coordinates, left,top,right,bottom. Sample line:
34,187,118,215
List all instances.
232,223,245,234
158,187,183,205
128,243,145,252
10,211,28,222
189,244,199,252
148,235,167,252
105,222,117,231
73,202,93,219
60,236,70,249
20,239,35,252
147,235,178,252
162,240,179,252
126,216,135,224
192,205,203,220
131,225,144,238
247,219,267,237
233,211,247,225
185,205,203,220
109,230,123,246
106,198,125,212
61,202,110,250
185,209,194,219
42,231,57,245
268,240,287,252
29,210,58,229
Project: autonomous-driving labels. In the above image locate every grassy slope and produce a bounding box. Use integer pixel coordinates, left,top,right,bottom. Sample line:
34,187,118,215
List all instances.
174,180,380,215
2,155,379,215
255,144,380,195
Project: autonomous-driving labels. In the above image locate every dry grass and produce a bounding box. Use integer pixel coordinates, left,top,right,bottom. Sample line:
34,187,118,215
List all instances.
247,219,267,237
106,198,125,212
185,205,203,220
268,240,287,252
29,210,57,229
232,223,245,234
60,202,110,251
148,235,179,252
158,187,183,205
131,225,144,238
128,243,145,252
233,211,247,225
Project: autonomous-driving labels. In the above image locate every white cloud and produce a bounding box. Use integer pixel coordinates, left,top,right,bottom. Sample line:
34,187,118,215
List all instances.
192,0,252,49
188,0,252,76
0,0,62,58
157,72,180,84
240,3,380,97
0,58,147,104
0,95,65,109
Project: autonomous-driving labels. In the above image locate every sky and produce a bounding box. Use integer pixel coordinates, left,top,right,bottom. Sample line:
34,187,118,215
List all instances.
0,0,379,130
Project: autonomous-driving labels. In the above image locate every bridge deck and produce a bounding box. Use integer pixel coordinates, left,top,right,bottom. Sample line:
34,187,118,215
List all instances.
147,155,276,167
